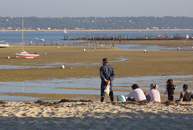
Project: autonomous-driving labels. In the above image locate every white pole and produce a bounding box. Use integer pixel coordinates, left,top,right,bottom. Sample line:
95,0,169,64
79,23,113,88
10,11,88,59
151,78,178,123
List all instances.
22,20,24,51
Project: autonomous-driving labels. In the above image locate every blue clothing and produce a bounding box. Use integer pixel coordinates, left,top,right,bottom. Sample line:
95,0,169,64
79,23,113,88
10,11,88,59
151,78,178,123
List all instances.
99,64,115,97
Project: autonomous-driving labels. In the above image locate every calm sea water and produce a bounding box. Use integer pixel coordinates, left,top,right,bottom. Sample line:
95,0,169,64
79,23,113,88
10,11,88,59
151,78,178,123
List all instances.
1,30,193,45
0,75,193,101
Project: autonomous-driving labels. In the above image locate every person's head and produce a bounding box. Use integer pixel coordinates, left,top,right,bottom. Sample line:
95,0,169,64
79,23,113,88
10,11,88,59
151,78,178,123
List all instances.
102,58,108,65
132,84,139,90
150,84,154,89
183,84,188,91
153,84,158,90
166,79,173,85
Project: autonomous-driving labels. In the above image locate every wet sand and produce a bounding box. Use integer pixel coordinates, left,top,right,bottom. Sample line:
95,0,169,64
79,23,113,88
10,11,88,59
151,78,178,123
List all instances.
2,92,168,102
1,44,193,81
0,41,193,101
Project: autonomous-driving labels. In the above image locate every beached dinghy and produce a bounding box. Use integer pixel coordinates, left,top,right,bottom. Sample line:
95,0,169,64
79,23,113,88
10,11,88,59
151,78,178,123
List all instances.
15,20,39,59
15,51,39,59
0,43,9,48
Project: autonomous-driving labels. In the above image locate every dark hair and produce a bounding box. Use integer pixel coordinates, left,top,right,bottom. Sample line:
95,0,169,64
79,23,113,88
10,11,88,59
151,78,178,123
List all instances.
152,84,158,89
150,84,155,87
132,84,139,90
167,79,173,85
183,84,188,90
103,58,108,64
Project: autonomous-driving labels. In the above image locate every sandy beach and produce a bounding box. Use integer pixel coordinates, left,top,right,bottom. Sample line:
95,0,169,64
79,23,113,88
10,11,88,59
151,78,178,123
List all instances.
0,101,193,130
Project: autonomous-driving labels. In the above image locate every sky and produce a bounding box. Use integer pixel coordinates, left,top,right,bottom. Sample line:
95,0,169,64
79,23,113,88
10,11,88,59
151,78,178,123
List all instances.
0,0,193,18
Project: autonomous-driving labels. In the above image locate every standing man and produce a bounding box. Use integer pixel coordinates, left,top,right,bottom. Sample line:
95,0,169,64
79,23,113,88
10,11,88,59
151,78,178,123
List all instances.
100,58,115,102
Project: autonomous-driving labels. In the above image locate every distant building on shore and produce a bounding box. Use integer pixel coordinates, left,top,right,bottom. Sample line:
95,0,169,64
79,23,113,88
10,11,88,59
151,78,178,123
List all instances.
153,27,159,30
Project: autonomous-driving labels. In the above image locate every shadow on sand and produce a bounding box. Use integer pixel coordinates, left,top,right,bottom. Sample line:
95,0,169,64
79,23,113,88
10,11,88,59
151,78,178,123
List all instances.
0,104,192,130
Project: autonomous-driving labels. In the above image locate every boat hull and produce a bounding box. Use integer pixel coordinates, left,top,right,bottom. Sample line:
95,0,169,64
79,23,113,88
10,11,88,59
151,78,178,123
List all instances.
0,44,9,48
15,52,39,59
15,56,38,59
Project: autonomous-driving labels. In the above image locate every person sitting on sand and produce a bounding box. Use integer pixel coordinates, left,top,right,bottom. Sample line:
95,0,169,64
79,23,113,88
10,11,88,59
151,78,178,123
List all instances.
145,84,154,101
179,84,192,102
126,84,146,101
145,84,161,102
164,79,177,101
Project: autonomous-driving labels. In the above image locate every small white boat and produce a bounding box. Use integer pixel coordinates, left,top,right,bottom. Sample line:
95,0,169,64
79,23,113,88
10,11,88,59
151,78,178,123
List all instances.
15,20,40,59
0,43,9,48
64,28,67,33
0,40,5,43
15,51,39,59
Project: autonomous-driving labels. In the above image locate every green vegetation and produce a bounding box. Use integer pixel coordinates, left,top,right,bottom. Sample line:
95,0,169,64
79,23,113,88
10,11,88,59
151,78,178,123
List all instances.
1,16,193,30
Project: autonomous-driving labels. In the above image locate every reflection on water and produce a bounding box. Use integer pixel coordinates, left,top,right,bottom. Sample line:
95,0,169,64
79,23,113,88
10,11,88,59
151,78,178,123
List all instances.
111,56,128,62
0,95,38,102
1,75,193,101
0,56,128,69
0,63,99,69
116,44,193,51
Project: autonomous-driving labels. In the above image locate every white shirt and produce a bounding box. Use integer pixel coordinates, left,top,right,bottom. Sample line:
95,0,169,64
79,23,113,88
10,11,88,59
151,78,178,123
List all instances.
126,88,146,101
146,89,161,102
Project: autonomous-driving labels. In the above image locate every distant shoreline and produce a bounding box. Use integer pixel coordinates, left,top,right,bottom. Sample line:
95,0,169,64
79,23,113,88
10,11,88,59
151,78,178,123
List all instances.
1,29,193,32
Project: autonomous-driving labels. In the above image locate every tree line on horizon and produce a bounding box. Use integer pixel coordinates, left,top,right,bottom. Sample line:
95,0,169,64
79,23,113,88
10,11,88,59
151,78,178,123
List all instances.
0,16,193,30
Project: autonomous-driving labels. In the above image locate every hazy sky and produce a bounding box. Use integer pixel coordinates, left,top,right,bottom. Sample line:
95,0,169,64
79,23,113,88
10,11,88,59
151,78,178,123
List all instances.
1,0,193,17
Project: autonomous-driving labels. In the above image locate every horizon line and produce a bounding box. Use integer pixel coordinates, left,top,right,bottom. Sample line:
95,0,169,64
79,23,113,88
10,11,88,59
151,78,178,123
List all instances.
1,16,193,18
